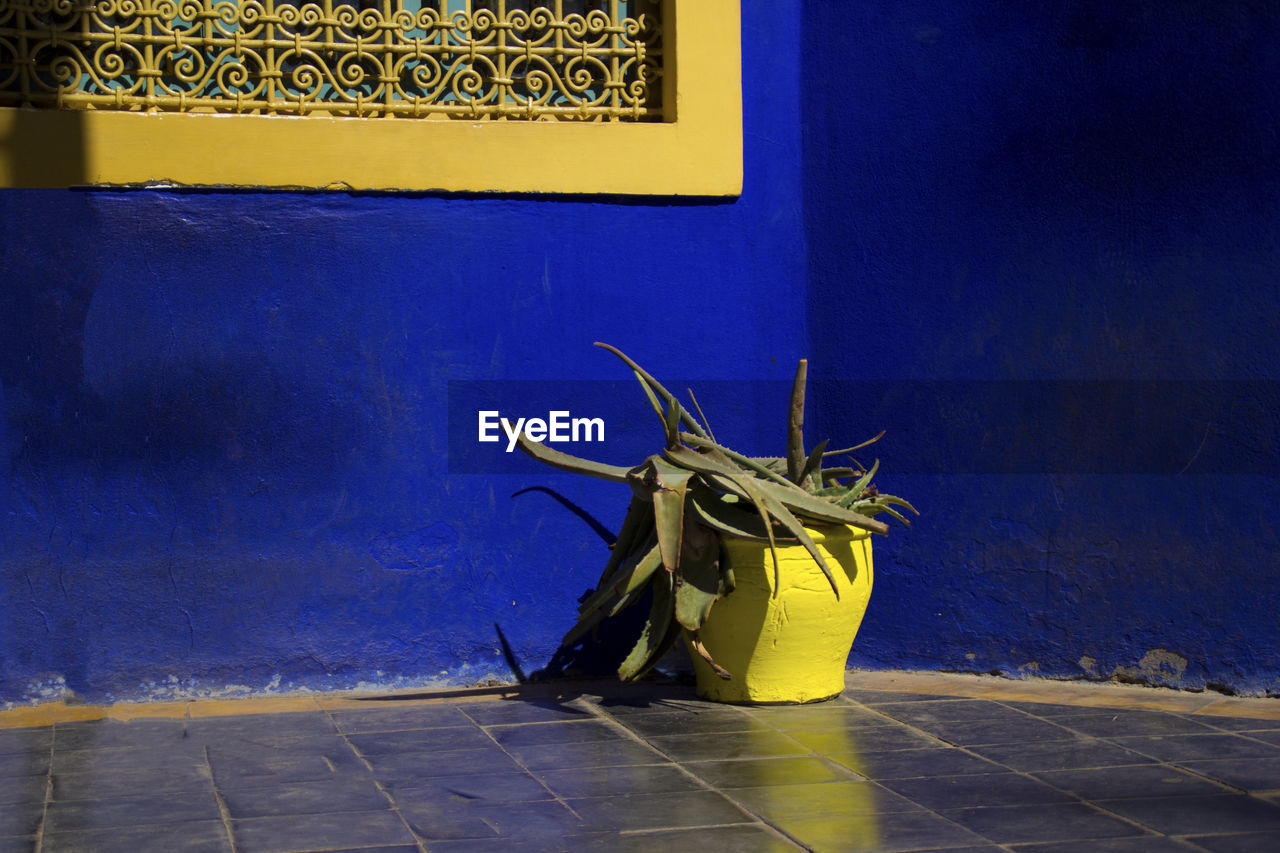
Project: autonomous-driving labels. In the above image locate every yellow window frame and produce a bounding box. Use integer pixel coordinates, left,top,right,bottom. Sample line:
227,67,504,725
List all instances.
0,0,740,195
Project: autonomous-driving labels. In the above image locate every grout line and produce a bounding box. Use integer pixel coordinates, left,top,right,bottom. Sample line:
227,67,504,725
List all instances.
205,745,240,853
462,707,590,824
316,705,430,853
844,695,1266,843
32,724,55,853
579,698,813,851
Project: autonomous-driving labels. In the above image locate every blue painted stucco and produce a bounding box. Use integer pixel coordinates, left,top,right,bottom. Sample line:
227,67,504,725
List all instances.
3,0,1279,705
804,0,1280,695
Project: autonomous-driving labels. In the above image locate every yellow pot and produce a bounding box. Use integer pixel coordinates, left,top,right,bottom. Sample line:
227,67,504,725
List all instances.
685,524,873,704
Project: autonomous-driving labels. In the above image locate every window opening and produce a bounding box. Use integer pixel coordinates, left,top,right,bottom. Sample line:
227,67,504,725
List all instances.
0,0,662,119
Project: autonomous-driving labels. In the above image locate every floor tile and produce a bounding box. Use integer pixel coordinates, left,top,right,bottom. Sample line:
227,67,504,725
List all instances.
787,724,941,754
347,725,493,755
566,789,754,831
1034,764,1233,800
646,729,810,762
1184,831,1280,852
205,732,355,760
0,773,46,806
740,704,890,730
327,704,475,733
389,770,554,804
844,690,970,704
939,801,1148,844
1110,733,1280,763
1178,757,1280,792
580,825,801,852
427,825,798,852
996,700,1124,717
297,847,418,853
906,716,1081,746
1052,711,1223,738
968,736,1158,772
209,746,370,790
53,718,192,752
40,819,233,853
0,728,52,760
52,764,214,801
43,791,221,833
687,756,846,789
872,699,1041,725
536,763,702,799
232,809,416,851
882,771,1073,810
590,693,703,716
0,800,44,839
1193,716,1280,732
363,746,522,784
1097,793,1280,835
777,807,991,852
399,796,584,840
502,737,667,771
219,775,390,818
1008,838,1200,852
487,719,622,747
1243,730,1280,748
185,712,338,740
834,746,1005,780
615,710,769,737
460,700,593,725
51,744,207,774
728,780,923,822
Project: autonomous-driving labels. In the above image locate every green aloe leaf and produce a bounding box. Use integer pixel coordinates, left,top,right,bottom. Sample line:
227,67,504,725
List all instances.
754,476,889,535
573,535,661,622
687,491,774,541
751,482,840,597
663,445,783,590
513,432,631,482
838,459,880,508
595,497,654,587
877,494,920,515
823,431,886,456
647,458,693,573
673,515,721,632
680,433,804,492
686,629,731,680
798,439,830,488
664,398,683,450
593,343,710,439
617,570,676,680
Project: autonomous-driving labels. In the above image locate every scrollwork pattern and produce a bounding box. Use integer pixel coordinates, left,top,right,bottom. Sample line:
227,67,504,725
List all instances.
0,0,661,119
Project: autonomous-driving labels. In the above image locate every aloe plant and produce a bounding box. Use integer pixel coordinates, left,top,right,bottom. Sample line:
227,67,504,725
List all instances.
514,343,916,681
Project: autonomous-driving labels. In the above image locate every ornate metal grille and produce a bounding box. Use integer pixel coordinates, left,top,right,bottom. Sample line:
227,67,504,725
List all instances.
0,0,662,119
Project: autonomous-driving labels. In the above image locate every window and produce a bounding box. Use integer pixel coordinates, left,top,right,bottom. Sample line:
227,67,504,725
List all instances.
0,0,741,194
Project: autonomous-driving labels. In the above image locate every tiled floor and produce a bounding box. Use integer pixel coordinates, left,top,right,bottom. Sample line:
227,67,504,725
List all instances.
3,671,1280,852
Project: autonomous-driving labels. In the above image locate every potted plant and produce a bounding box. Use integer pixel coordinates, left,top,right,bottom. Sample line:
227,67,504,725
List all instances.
514,343,915,704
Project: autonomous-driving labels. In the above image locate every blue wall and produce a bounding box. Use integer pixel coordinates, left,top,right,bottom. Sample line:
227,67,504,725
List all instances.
4,0,1280,705
804,0,1280,694
0,2,810,706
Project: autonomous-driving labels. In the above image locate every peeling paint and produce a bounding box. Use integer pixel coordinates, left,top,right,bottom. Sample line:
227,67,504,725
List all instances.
1111,649,1190,687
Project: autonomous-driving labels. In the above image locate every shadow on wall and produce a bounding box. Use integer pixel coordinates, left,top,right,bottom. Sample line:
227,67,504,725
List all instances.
0,107,87,187
1,0,89,188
